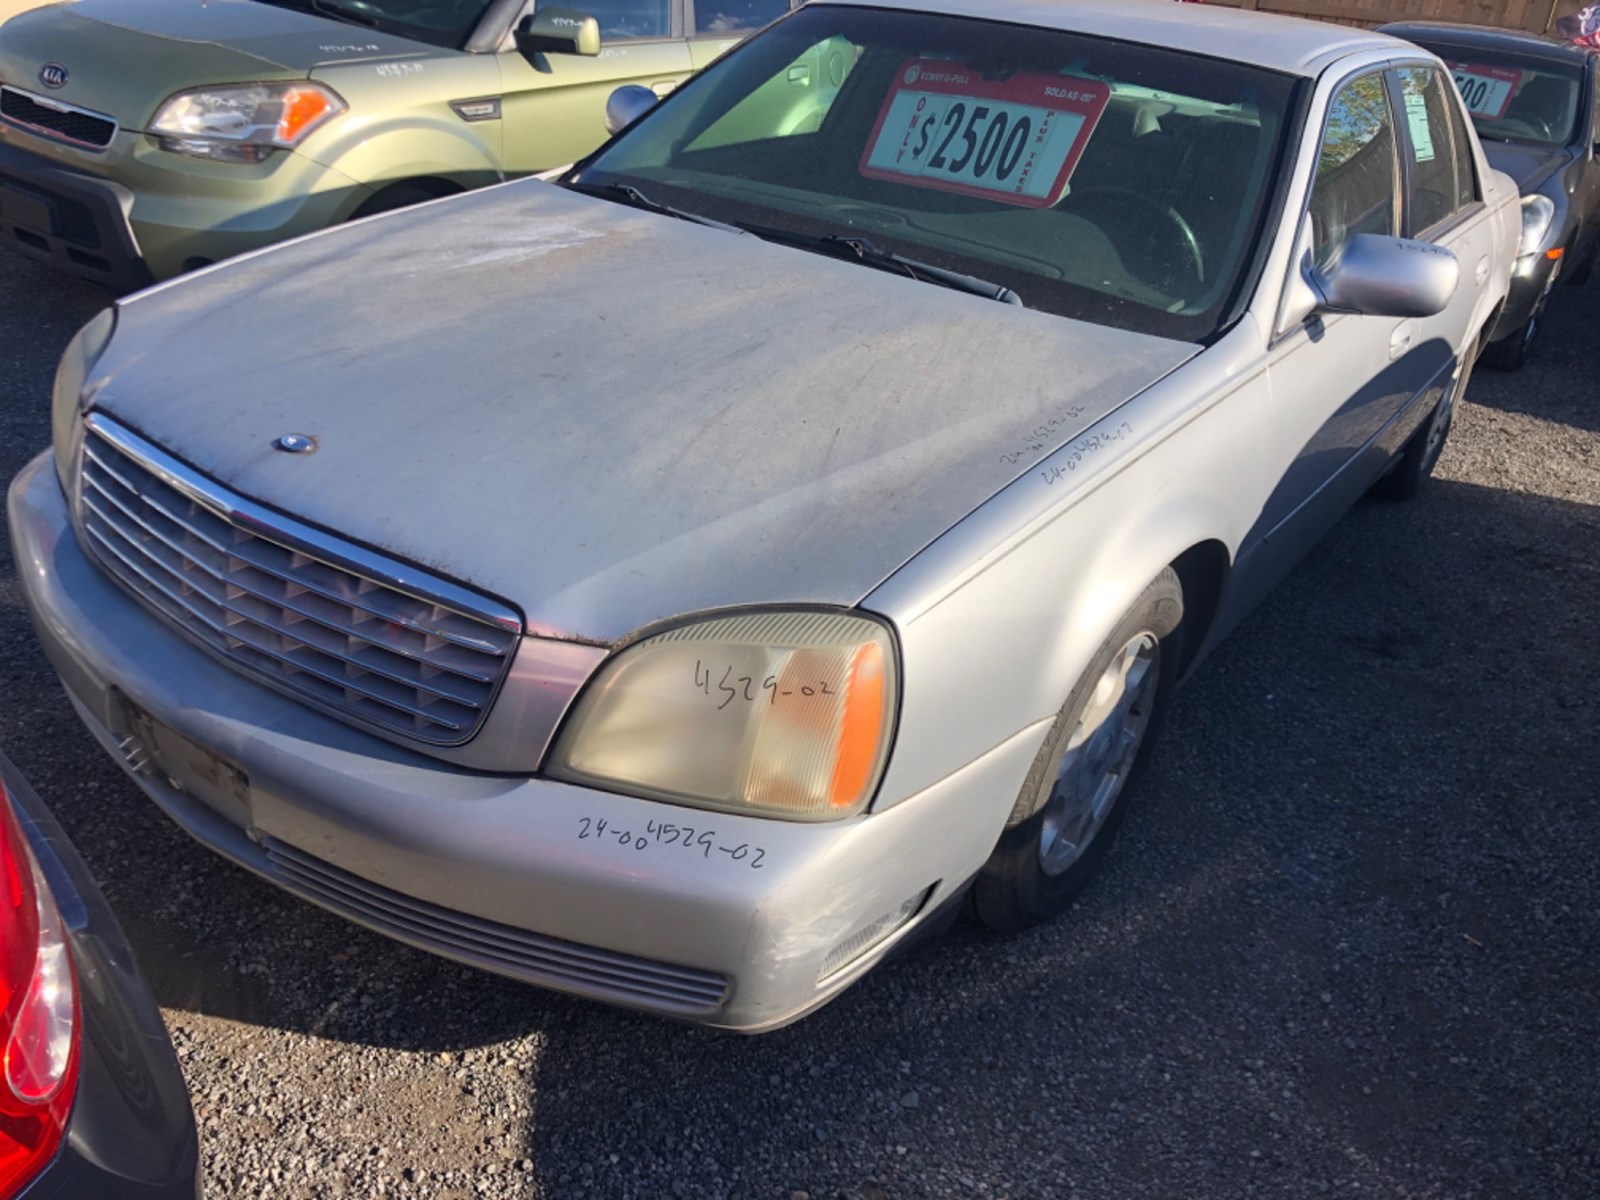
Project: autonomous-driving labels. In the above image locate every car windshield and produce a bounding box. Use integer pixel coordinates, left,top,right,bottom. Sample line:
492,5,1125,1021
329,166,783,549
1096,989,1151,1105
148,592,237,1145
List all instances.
1423,43,1584,147
251,0,492,49
567,4,1301,343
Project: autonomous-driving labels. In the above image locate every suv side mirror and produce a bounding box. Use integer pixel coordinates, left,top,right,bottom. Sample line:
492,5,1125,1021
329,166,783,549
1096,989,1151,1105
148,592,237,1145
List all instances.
515,6,601,57
605,84,658,135
1307,233,1460,320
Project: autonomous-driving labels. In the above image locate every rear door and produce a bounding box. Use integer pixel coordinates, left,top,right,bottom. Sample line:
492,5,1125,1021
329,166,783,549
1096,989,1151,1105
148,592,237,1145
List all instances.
497,0,693,174
1394,63,1497,365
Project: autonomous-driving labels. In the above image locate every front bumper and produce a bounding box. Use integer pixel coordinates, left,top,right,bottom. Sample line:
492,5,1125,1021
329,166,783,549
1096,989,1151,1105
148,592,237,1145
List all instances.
1488,249,1562,343
9,454,1026,1032
2,753,200,1200
0,128,370,288
0,137,150,292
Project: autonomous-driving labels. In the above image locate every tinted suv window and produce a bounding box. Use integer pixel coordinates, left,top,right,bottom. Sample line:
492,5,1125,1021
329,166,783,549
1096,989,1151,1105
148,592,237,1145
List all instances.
1309,73,1397,270
1398,66,1465,232
570,0,670,41
692,0,789,35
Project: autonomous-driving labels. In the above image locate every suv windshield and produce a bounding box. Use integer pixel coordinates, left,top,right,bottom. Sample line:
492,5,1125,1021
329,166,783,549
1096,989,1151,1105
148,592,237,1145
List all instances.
569,4,1301,342
1423,43,1584,147
253,0,491,49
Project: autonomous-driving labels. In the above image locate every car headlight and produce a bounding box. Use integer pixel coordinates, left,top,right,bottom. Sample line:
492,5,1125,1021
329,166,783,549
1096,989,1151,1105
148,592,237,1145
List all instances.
51,308,116,491
1517,194,1557,259
149,83,345,163
549,610,899,821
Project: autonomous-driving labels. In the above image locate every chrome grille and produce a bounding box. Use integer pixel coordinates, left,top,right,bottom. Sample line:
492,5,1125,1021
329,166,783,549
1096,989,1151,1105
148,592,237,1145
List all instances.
79,416,522,745
262,839,730,1014
0,86,116,150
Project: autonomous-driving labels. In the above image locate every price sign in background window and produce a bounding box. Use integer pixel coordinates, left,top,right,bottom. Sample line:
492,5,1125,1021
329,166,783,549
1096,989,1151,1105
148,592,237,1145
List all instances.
1446,61,1524,119
859,60,1110,208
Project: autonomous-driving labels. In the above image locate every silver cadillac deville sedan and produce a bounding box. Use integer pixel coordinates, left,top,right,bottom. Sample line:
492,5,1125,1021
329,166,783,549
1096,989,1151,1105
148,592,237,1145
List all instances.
11,0,1515,1030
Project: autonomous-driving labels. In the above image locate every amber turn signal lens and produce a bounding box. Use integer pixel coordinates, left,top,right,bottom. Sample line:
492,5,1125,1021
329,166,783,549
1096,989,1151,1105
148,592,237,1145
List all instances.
277,88,337,144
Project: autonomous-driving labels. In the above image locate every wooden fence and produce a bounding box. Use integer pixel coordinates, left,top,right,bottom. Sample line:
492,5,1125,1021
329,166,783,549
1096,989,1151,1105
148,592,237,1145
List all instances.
1198,0,1588,33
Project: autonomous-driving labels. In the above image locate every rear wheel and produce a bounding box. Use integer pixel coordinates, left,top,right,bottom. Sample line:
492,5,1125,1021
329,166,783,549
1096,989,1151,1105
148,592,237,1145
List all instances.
1376,336,1474,501
972,569,1184,933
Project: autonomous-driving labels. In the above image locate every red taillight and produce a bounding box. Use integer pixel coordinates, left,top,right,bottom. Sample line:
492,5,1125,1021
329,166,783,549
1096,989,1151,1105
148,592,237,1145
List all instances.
0,781,79,1200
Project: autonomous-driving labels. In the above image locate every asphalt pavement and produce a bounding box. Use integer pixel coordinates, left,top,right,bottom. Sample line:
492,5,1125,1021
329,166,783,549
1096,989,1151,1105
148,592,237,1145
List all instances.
1,247,1596,1200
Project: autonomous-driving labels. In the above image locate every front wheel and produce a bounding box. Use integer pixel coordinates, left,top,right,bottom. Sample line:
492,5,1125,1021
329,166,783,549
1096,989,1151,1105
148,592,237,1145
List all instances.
971,568,1184,934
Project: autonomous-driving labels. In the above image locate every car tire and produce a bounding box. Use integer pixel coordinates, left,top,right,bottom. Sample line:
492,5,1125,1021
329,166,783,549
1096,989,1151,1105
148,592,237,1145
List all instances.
350,182,454,221
971,568,1184,934
1480,311,1537,372
1376,337,1475,502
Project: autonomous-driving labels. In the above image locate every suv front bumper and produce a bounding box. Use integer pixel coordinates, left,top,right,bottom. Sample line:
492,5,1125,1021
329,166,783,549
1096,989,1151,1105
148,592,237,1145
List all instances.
0,131,370,289
0,138,150,292
9,454,1027,1032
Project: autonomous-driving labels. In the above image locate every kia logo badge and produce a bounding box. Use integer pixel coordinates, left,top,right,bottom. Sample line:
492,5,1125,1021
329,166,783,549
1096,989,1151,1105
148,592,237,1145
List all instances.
38,63,68,90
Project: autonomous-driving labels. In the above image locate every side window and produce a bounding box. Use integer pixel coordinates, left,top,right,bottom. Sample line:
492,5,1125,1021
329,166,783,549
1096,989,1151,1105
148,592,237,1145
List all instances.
562,0,670,41
1308,73,1399,270
689,0,790,36
1444,77,1479,211
1398,66,1467,232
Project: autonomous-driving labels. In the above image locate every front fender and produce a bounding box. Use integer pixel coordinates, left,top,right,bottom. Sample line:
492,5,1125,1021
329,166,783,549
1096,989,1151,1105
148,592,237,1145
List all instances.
868,326,1271,813
297,115,504,213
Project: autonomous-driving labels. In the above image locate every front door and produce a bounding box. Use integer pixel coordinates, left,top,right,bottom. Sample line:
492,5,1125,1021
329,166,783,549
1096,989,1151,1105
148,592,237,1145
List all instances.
498,0,694,174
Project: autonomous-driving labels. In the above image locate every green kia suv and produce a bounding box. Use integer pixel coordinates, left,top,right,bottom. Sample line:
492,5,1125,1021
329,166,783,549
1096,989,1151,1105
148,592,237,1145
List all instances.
0,0,793,290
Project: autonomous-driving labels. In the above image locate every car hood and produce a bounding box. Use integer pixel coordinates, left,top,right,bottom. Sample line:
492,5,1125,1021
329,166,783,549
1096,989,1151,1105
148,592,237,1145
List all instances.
98,181,1197,645
1480,139,1573,193
0,0,428,123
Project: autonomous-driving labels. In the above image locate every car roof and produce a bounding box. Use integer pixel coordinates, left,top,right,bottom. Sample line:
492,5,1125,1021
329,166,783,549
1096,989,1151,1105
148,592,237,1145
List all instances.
1378,20,1595,66
809,0,1410,77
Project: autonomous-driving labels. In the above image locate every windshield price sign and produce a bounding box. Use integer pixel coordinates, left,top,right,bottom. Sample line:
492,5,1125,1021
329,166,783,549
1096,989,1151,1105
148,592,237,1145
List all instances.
1445,61,1523,119
860,61,1110,208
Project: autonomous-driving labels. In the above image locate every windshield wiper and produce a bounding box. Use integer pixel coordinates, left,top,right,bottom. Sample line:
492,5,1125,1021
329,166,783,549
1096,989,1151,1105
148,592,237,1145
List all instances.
742,227,1023,307
563,182,746,235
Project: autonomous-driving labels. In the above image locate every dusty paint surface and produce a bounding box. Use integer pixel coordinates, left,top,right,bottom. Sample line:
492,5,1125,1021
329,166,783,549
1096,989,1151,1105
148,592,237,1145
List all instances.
101,180,1196,641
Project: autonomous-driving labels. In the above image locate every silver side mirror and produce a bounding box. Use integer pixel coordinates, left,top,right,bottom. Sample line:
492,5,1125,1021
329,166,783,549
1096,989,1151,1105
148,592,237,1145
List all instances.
605,85,658,136
1309,233,1460,320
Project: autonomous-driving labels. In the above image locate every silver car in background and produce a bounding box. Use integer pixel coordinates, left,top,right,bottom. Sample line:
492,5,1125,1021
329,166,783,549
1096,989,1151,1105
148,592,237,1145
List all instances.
11,0,1515,1030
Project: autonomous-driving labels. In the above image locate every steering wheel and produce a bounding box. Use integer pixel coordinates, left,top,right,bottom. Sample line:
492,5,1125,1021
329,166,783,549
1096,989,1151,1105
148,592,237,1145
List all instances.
1066,187,1207,297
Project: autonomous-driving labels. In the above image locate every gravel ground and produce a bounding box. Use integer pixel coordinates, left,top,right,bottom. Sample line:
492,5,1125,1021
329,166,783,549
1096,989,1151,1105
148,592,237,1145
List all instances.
2,246,1597,1200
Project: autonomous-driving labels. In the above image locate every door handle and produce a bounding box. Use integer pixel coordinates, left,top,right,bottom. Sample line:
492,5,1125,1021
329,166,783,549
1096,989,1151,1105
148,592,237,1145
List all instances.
650,80,678,97
1389,321,1415,361
1475,256,1490,287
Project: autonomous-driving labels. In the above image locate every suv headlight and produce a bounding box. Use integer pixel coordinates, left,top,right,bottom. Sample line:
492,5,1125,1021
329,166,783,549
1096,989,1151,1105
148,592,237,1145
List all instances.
149,83,345,163
1517,194,1557,259
549,610,898,821
51,308,115,491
